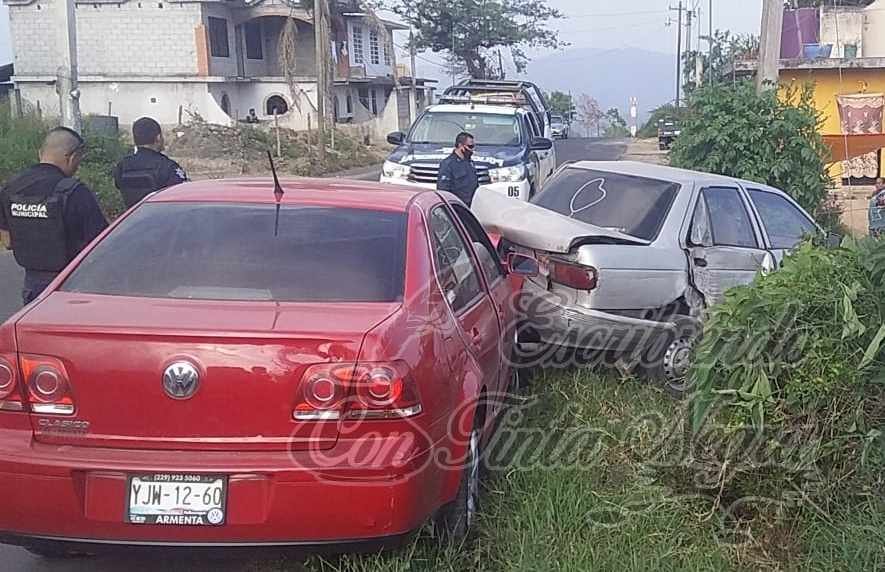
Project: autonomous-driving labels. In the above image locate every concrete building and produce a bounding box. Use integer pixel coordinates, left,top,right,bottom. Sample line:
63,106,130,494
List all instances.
2,0,434,137
734,1,885,183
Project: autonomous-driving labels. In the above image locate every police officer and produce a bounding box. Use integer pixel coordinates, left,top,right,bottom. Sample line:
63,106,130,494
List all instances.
113,117,187,208
0,127,109,305
437,131,479,206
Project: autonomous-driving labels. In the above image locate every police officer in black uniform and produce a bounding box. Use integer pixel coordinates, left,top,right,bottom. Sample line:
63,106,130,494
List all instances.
0,127,109,305
113,117,188,208
437,131,479,206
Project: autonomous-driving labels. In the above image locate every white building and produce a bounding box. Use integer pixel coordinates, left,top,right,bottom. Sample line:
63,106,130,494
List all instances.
3,0,435,135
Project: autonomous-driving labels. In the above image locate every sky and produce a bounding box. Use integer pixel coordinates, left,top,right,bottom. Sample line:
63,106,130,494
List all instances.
0,0,763,67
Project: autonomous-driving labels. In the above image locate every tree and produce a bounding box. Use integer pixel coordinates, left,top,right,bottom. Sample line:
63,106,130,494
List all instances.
388,0,565,79
546,91,574,120
682,30,760,95
670,81,831,215
603,107,629,138
575,94,603,138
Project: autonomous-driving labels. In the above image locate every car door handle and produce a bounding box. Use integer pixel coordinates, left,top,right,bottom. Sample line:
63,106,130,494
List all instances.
693,257,708,268
469,327,483,348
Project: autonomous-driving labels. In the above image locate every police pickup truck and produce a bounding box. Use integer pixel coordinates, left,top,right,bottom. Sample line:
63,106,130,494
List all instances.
381,103,555,202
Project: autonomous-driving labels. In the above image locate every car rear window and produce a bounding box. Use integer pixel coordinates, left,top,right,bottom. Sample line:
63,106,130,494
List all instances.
61,203,407,302
531,168,680,241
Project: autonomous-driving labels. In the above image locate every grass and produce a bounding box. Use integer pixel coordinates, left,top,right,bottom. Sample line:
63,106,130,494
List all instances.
235,368,885,572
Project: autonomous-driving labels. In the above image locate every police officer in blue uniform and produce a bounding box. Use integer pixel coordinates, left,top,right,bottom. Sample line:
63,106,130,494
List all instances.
113,117,188,209
0,127,109,304
437,131,479,206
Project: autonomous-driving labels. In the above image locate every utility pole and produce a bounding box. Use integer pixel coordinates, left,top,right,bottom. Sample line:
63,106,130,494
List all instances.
757,0,784,93
314,0,327,162
451,21,456,86
686,9,693,55
708,0,715,84
409,29,418,122
670,1,684,109
57,0,81,131
497,50,504,80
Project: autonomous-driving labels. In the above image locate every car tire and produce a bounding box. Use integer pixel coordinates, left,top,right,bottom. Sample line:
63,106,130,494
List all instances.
643,316,702,397
434,419,482,542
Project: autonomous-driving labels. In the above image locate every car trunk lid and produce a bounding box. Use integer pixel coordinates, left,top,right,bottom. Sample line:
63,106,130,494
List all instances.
472,187,649,254
15,293,400,451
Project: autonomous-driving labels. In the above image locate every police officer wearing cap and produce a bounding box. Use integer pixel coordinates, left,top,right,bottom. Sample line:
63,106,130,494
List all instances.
0,127,109,305
113,117,188,209
437,131,479,207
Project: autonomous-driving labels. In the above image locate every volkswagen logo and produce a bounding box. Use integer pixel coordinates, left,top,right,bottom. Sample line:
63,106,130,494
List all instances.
162,361,201,400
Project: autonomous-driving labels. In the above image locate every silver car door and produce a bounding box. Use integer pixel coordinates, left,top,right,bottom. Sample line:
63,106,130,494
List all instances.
687,186,770,306
744,186,819,268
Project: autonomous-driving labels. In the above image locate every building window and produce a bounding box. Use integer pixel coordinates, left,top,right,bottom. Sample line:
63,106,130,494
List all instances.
346,93,353,114
245,21,263,60
208,17,230,58
266,95,289,116
370,88,378,115
358,88,370,113
383,40,391,66
220,93,231,115
369,29,380,65
352,25,364,64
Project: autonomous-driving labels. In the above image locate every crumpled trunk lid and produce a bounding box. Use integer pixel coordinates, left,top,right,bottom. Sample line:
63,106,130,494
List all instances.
472,187,648,254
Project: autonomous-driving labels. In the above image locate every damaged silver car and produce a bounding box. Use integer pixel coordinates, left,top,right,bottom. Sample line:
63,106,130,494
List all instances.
474,161,820,392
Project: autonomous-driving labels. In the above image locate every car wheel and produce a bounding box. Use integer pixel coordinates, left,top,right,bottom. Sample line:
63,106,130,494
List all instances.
434,420,482,542
645,317,702,397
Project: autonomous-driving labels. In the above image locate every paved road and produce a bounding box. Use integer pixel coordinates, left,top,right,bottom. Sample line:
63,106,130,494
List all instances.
0,137,626,571
554,137,628,166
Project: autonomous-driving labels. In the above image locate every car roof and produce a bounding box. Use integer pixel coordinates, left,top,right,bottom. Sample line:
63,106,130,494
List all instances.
564,161,782,193
146,178,427,212
426,104,521,116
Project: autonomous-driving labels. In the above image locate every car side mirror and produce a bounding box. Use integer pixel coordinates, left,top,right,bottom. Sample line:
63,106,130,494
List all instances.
387,131,406,146
530,137,554,151
506,253,540,277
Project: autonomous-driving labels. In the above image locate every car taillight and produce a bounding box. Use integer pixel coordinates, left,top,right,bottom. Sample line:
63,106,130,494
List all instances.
550,260,598,291
293,361,421,422
0,354,24,412
20,354,75,416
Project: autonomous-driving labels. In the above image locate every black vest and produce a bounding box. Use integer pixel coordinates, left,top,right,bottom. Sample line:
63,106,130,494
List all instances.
3,178,79,272
117,166,161,209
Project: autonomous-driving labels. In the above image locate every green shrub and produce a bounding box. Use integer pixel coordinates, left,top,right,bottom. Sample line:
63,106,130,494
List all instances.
670,81,832,221
686,238,885,517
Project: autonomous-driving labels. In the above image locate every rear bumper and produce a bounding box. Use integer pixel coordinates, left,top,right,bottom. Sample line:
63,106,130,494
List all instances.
0,422,444,546
379,176,531,201
519,280,678,352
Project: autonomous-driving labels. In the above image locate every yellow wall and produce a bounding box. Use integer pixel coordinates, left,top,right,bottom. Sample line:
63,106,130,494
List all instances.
780,68,885,180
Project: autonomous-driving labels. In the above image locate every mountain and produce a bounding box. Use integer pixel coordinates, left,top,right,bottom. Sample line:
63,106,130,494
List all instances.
519,47,677,123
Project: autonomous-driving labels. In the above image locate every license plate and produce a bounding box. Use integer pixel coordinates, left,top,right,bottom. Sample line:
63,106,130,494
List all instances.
126,474,227,526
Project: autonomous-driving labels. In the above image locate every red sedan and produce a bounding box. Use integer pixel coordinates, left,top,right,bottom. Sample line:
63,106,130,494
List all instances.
0,178,537,555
